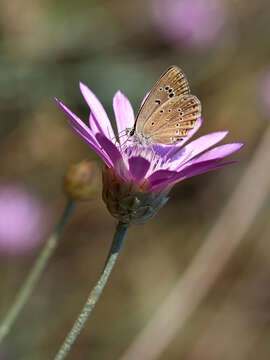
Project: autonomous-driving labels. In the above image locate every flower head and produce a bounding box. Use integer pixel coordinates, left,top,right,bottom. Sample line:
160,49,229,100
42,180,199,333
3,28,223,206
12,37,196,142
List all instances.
0,185,47,255
56,83,243,224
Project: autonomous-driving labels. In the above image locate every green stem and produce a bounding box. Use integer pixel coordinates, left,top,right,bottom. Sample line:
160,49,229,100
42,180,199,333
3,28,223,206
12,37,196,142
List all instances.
54,221,129,360
0,199,75,343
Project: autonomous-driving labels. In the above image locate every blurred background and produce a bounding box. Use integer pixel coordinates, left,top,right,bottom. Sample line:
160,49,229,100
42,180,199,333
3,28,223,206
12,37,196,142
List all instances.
0,0,269,359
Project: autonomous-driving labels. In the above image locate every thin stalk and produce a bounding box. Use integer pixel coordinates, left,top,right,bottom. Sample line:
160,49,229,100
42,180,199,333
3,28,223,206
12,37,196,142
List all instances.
54,221,129,360
0,199,75,343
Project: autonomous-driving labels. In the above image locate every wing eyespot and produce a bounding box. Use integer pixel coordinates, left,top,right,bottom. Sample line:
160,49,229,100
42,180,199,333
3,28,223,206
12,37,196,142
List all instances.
177,109,183,115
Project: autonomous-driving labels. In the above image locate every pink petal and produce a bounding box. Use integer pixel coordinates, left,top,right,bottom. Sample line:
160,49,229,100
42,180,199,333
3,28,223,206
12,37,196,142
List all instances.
153,160,238,190
191,142,244,163
79,82,114,139
89,113,100,135
153,144,177,159
55,99,113,166
128,156,150,181
55,98,99,146
175,160,238,181
170,130,229,170
66,121,112,167
147,169,178,188
114,160,131,182
113,91,135,143
96,133,122,165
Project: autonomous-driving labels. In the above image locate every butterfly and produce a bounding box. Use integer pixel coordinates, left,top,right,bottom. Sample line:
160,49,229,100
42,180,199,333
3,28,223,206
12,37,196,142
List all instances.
129,65,201,145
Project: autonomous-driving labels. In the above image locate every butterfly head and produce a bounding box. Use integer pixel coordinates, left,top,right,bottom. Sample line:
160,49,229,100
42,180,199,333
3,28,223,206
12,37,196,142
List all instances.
125,128,152,146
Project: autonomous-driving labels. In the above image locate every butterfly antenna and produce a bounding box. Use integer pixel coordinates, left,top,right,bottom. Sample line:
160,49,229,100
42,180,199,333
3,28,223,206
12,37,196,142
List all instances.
110,129,125,144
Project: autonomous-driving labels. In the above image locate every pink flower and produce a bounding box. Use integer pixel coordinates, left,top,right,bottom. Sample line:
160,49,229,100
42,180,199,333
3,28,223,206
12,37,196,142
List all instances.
152,0,227,49
0,185,47,256
55,83,243,223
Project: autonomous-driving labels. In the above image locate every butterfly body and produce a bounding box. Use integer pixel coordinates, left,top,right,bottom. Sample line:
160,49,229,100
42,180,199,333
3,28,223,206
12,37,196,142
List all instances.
129,66,201,145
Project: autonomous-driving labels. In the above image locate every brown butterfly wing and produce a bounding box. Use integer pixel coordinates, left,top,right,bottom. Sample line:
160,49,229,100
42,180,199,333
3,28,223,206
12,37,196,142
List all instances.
142,95,201,144
135,66,191,134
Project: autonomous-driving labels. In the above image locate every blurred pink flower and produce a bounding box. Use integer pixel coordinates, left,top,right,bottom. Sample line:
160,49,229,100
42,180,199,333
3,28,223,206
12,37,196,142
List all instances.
152,0,227,49
0,185,46,256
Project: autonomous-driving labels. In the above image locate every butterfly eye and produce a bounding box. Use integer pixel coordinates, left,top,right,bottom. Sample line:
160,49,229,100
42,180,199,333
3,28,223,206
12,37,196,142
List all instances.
155,99,161,104
168,109,171,112
151,122,155,126
160,109,164,113
165,86,169,90
169,93,174,98
159,87,163,91
176,123,179,127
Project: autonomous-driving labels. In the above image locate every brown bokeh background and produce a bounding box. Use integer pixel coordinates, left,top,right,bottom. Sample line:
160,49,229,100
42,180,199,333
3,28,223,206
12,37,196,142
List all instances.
0,0,269,359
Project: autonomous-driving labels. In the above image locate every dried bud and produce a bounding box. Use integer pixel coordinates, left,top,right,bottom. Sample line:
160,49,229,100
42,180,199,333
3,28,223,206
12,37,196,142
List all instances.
102,166,170,225
64,160,99,201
